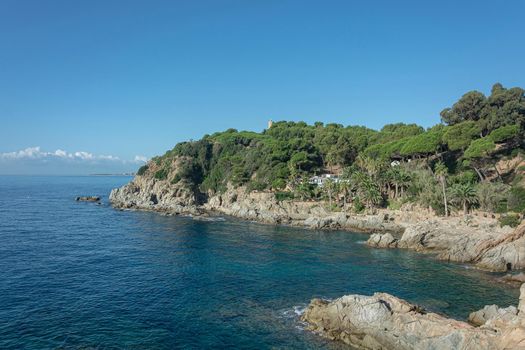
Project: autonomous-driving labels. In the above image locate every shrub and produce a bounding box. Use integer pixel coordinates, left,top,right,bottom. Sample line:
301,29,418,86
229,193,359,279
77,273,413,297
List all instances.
137,165,149,176
275,191,294,201
499,214,521,228
171,173,182,184
154,168,169,180
353,197,365,213
508,186,525,213
247,181,267,192
387,200,402,210
271,178,287,190
510,148,524,158
476,182,509,212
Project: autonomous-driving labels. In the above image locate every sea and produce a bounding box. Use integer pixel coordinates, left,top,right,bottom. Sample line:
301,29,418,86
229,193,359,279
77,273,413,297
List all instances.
0,175,519,349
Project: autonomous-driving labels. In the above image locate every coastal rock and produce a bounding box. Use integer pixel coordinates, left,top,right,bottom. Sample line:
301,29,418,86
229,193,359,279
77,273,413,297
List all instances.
367,232,398,248
109,174,201,215
302,285,525,350
499,272,525,285
468,305,518,326
111,172,525,272
520,284,525,314
76,196,100,202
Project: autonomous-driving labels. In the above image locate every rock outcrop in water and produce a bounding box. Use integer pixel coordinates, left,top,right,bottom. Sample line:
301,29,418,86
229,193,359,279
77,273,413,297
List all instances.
110,174,203,215
110,174,525,272
76,196,100,202
367,220,525,272
301,284,525,350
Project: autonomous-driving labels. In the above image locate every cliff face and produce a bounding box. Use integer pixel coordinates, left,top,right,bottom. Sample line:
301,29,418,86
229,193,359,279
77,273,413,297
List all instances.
301,284,525,350
110,172,524,272
110,174,202,215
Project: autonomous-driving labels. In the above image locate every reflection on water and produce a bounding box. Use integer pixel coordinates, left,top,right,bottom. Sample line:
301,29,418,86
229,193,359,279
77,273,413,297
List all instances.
0,176,519,349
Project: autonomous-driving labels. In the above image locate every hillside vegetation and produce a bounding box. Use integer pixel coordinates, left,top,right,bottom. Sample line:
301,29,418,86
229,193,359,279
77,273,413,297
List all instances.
138,83,525,224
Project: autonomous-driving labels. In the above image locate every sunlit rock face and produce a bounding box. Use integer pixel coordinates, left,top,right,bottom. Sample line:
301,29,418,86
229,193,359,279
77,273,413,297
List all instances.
302,285,525,350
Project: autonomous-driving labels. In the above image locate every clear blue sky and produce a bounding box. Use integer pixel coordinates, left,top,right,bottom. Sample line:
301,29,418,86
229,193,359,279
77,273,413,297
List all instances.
0,0,524,174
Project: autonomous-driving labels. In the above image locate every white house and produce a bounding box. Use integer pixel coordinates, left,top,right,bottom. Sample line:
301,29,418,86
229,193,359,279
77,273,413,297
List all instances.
309,174,340,187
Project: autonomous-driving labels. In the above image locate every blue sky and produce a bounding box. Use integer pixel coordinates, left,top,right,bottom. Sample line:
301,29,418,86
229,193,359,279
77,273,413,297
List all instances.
1,0,524,174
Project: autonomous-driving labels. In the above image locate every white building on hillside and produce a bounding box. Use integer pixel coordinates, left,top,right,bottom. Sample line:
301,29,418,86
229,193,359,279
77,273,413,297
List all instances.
309,174,340,187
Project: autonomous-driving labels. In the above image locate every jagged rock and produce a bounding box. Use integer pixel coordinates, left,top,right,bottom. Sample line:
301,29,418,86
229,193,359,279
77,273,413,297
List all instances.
302,285,525,350
76,196,100,202
367,232,398,248
109,175,201,215
468,305,518,326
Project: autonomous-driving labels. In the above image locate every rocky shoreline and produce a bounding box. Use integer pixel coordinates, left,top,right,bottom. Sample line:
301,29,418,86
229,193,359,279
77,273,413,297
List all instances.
110,175,525,272
300,284,525,350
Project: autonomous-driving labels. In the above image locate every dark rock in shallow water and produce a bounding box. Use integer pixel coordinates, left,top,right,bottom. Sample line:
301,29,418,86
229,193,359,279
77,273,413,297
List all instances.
76,196,101,202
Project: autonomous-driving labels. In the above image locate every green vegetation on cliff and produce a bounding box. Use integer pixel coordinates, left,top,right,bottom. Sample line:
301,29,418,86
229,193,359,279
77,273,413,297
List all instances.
143,83,525,220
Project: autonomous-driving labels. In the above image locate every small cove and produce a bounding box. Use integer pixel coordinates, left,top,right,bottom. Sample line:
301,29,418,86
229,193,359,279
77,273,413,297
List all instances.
0,175,519,349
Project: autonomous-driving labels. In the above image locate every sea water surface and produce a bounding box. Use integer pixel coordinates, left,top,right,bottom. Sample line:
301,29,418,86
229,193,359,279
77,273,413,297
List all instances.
0,176,520,349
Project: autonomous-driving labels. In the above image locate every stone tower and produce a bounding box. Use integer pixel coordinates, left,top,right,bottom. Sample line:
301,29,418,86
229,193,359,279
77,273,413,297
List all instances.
268,119,273,129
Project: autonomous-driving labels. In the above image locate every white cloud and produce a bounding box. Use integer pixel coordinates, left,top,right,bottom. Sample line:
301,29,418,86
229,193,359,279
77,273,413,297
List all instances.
0,146,129,163
1,146,44,159
73,151,94,160
54,149,69,158
134,155,148,163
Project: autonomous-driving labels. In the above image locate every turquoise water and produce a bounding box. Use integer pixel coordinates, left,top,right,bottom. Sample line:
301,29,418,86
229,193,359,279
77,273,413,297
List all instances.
0,176,519,349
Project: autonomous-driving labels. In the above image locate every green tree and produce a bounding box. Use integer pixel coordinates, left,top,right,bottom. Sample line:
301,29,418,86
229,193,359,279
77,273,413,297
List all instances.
434,161,449,216
463,137,496,181
442,121,481,151
440,91,487,125
488,124,519,143
338,179,353,211
476,181,509,212
323,178,338,208
295,177,315,201
358,177,382,209
451,183,478,215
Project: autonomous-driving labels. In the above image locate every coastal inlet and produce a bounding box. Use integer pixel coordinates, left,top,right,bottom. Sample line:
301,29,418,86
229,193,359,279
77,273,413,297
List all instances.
0,176,520,349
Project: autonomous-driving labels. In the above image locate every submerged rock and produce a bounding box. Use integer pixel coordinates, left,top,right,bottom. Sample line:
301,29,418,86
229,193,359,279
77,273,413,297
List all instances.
302,284,525,350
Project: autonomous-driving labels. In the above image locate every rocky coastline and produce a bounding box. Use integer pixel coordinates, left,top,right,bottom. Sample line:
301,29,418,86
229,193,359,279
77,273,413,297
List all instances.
110,175,525,272
300,284,525,350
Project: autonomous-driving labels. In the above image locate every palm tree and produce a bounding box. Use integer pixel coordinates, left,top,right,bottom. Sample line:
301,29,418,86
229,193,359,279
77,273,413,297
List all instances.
389,168,401,199
356,155,383,181
451,183,478,215
398,170,411,197
358,177,382,209
296,177,313,201
338,179,352,211
434,161,449,216
323,178,338,208
376,169,391,199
